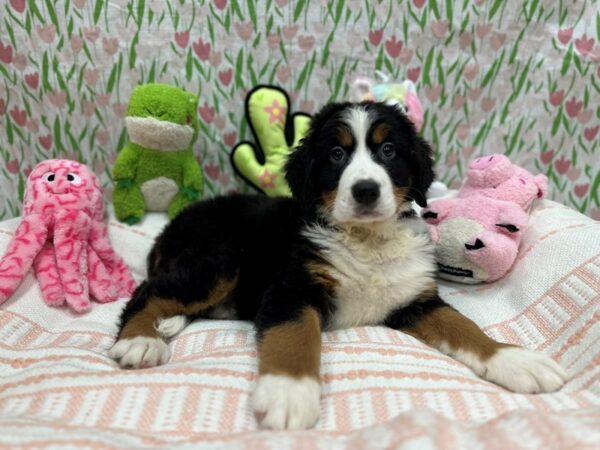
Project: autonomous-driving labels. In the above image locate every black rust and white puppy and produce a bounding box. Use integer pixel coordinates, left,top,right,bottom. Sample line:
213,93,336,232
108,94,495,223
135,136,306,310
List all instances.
109,102,567,430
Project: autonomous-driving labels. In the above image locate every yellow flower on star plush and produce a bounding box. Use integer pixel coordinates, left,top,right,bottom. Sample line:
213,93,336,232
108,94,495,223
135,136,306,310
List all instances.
258,169,277,189
264,100,286,124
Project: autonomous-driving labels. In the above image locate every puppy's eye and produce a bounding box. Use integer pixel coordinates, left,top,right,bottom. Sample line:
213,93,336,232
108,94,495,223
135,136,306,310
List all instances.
380,143,395,160
330,146,346,163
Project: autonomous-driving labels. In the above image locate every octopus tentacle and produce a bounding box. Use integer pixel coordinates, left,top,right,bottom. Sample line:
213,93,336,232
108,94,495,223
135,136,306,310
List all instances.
87,247,119,303
33,241,65,307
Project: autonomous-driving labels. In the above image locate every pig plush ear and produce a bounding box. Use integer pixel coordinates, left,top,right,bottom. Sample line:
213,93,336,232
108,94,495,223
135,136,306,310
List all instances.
534,174,548,199
421,198,457,224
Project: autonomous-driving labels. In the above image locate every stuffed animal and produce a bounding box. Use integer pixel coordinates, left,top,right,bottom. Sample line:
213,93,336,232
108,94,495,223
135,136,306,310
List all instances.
112,83,203,224
231,85,311,196
0,160,136,312
422,154,548,284
353,72,424,130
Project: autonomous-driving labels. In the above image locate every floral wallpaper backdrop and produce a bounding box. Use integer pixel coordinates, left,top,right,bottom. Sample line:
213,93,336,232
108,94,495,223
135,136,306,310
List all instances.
0,0,599,219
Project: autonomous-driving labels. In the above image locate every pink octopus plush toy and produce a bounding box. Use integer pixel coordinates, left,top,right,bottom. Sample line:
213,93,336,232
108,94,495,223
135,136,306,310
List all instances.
0,159,136,312
422,154,548,284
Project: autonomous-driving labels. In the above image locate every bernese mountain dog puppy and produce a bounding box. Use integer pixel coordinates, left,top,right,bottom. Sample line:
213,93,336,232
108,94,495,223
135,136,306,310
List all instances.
109,102,567,430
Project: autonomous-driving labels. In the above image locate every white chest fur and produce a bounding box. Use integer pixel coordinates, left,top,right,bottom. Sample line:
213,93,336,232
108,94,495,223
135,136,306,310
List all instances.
303,219,436,329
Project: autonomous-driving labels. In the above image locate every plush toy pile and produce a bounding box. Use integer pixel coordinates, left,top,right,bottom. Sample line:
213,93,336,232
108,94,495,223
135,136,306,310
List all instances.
0,160,135,312
422,154,548,284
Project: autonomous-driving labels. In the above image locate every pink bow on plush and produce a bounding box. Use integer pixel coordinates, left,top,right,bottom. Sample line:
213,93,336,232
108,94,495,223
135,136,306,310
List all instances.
0,159,136,312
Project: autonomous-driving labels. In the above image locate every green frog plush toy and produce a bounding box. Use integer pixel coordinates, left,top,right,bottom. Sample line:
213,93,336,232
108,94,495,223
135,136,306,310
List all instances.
112,83,204,225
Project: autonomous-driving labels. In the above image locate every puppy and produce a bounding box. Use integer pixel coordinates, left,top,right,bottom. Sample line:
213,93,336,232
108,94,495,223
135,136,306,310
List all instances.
109,102,567,430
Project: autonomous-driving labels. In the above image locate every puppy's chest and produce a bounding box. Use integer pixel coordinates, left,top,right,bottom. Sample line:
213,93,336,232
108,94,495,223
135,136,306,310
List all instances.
304,223,436,329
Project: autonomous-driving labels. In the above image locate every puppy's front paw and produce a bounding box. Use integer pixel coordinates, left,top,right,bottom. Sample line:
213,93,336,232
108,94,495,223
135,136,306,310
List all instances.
484,347,568,393
108,336,171,369
253,374,321,430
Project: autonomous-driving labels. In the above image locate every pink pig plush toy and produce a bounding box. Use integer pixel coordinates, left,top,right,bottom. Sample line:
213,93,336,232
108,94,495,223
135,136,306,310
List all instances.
0,159,136,312
422,154,548,284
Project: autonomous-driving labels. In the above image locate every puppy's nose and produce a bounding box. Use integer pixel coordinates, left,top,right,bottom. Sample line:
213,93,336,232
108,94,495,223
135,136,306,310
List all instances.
352,180,380,206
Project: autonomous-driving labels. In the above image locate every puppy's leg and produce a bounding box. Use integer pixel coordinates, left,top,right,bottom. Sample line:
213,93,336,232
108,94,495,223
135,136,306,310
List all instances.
109,264,238,369
253,299,323,430
385,288,567,393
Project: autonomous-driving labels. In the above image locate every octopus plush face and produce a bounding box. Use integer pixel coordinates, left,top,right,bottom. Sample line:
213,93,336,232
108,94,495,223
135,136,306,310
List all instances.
24,160,103,218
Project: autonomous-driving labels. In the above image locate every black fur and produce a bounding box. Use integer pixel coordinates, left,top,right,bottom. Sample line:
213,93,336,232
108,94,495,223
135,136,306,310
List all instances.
115,101,437,339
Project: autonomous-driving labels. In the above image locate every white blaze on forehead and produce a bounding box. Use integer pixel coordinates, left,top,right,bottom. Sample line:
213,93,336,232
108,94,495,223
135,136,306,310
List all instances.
331,106,396,223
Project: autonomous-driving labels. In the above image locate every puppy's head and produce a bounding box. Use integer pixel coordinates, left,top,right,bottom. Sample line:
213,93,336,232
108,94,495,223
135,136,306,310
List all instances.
285,102,434,224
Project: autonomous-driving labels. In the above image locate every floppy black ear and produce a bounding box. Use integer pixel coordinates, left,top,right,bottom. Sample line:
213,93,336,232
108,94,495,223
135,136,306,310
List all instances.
408,136,435,208
284,138,314,204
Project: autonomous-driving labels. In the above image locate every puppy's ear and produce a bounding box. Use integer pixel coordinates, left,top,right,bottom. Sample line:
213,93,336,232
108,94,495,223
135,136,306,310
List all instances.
285,138,314,204
408,136,435,208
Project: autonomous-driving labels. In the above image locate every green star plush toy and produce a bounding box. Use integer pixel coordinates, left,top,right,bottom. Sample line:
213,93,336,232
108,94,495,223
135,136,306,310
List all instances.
231,86,311,196
112,83,204,224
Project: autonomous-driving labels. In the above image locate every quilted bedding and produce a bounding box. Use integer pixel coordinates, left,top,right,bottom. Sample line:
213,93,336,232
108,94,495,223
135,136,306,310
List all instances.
0,200,599,450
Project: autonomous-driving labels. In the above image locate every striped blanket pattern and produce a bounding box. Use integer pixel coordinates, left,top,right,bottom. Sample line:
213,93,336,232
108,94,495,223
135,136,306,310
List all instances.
1,200,599,449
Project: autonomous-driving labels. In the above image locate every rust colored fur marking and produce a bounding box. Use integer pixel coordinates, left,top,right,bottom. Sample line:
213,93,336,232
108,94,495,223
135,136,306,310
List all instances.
371,123,390,144
258,307,322,379
393,186,410,211
403,306,510,361
321,190,337,214
418,281,438,301
336,127,353,147
306,260,338,292
118,275,239,340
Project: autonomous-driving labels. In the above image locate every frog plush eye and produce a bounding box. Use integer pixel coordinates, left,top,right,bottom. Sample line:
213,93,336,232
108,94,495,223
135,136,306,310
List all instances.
66,173,82,185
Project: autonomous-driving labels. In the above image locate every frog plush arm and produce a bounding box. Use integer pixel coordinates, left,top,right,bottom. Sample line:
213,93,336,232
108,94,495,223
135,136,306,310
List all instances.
167,151,204,219
230,86,311,196
112,143,140,187
112,144,145,224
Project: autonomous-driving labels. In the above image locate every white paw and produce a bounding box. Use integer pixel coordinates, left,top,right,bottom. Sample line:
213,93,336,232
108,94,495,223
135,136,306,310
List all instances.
253,374,321,430
155,315,188,339
483,347,568,393
108,337,171,369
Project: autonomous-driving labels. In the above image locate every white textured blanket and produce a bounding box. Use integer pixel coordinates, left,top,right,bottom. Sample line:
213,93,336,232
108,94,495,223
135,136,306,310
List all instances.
1,200,599,449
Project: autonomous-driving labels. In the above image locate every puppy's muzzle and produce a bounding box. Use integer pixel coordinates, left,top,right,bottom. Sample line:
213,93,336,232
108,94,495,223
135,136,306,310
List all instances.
351,180,380,207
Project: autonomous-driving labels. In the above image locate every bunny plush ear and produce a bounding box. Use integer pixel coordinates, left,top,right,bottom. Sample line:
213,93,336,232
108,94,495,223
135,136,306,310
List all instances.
352,77,375,102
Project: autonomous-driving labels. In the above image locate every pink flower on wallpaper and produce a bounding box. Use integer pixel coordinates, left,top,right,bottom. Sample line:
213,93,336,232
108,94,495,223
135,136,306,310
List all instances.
10,106,27,126
264,100,286,124
71,36,84,53
399,48,413,64
277,65,291,83
540,150,554,164
214,0,228,10
84,26,101,42
0,41,13,64
412,0,426,8
193,38,210,60
461,146,475,158
468,87,482,101
12,53,26,70
83,100,96,117
554,156,570,174
9,0,26,13
96,129,110,146
407,66,421,82
209,50,222,67
459,31,472,49
267,33,280,49
6,160,19,174
175,31,189,48
490,32,506,51
584,125,599,142
112,103,127,117
574,184,589,198
549,90,564,106
26,118,39,133
37,24,55,43
481,96,496,112
234,22,253,41
275,0,289,6
566,167,581,182
205,163,220,180
23,166,32,178
577,109,592,124
431,20,448,39
463,63,479,81
214,115,226,130
574,35,594,56
298,35,315,52
73,0,86,8
96,93,111,107
84,68,99,86
223,131,237,148
476,23,492,39
369,29,383,46
591,209,600,221
39,134,52,150
259,170,278,189
557,28,573,45
282,25,299,40
24,72,39,89
446,153,458,167
218,69,233,86
385,36,403,58
102,37,119,55
300,100,315,113
424,85,442,102
565,97,582,117
198,102,215,123
457,123,470,140
453,94,465,110
0,99,5,115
